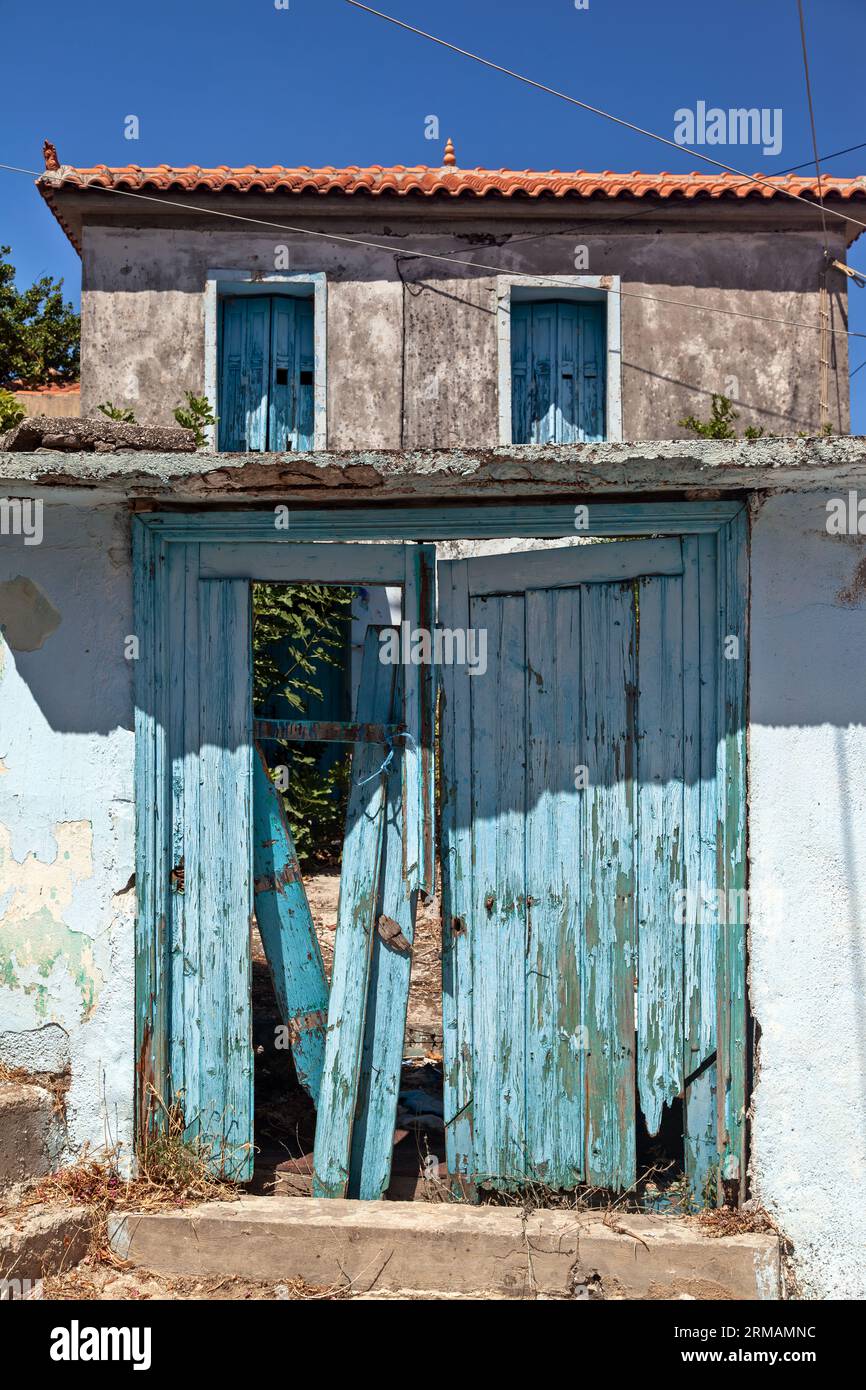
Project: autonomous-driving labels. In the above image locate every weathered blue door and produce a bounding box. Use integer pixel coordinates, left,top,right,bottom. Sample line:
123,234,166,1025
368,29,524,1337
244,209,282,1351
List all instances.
439,536,724,1198
511,300,605,443
218,296,314,452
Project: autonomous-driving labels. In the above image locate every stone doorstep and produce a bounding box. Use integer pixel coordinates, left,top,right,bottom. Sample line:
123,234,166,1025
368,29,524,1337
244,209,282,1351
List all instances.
107,1197,781,1300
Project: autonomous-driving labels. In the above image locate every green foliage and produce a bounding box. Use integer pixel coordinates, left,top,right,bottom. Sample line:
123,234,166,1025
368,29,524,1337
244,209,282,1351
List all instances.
252,583,354,863
97,400,138,423
0,388,24,432
679,393,764,440
0,245,80,388
173,391,216,448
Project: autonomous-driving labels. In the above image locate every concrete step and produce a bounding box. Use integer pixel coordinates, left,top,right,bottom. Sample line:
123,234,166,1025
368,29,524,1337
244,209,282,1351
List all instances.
107,1196,781,1300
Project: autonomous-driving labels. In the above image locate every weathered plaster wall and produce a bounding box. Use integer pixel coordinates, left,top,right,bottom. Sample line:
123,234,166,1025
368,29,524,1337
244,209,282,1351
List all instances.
79,219,848,444
0,502,135,1161
749,490,866,1298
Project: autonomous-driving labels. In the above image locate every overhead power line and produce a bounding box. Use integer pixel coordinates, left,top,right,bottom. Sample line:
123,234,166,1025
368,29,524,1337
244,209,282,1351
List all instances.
344,0,866,238
0,159,862,342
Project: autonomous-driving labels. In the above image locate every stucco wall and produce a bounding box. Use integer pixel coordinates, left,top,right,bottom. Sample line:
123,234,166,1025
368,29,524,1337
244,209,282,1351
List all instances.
79,219,849,444
749,490,866,1298
0,501,135,1161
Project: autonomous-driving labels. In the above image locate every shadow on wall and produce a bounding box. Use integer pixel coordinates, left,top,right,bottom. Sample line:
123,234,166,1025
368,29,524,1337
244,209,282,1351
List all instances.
0,502,134,738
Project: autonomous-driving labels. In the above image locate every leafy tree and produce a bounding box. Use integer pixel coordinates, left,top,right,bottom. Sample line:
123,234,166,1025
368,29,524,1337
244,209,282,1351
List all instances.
252,583,354,863
0,245,80,387
679,393,764,440
0,389,25,432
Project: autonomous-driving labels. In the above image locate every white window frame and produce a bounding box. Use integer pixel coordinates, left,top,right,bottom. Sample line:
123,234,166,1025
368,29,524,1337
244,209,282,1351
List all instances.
496,274,623,445
203,269,328,451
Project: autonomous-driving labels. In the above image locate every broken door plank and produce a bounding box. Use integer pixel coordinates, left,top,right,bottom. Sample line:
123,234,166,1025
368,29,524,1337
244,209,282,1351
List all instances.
636,573,685,1138
252,745,329,1104
196,579,254,1180
525,587,584,1187
581,582,636,1191
312,628,397,1198
348,665,418,1199
438,560,476,1190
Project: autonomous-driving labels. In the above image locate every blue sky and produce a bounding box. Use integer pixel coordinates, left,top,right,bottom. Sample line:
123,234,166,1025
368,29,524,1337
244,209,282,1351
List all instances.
2,0,864,428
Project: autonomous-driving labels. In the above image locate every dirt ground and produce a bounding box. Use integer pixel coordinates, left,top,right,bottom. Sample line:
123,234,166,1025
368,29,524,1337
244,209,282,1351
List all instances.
251,870,444,1184
258,868,442,1039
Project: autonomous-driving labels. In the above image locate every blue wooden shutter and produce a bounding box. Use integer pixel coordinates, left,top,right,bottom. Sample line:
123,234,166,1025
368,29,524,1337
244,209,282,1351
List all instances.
511,300,605,444
511,303,531,446
269,297,315,452
219,297,271,452
578,302,605,442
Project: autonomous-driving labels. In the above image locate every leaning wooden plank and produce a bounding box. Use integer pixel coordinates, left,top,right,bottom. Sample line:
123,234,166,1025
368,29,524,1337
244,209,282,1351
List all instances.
252,746,329,1105
312,629,397,1198
581,582,637,1191
348,667,418,1199
196,580,254,1180
636,573,685,1138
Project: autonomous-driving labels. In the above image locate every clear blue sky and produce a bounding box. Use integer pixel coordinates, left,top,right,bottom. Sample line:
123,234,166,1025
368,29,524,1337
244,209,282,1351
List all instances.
2,0,864,428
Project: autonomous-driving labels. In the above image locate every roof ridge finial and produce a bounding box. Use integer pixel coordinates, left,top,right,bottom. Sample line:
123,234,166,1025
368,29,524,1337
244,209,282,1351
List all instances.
443,137,456,168
43,140,60,172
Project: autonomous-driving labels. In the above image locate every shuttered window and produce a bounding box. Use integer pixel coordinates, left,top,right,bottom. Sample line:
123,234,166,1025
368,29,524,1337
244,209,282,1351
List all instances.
218,295,315,452
511,298,606,444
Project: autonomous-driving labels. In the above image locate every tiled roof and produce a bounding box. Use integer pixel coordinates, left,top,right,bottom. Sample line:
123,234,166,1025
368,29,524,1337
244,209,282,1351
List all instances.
37,162,866,202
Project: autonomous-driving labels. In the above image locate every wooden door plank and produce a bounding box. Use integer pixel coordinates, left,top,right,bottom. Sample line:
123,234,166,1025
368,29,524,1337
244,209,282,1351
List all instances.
684,533,719,1201
636,574,685,1138
465,537,682,596
525,587,584,1187
581,581,637,1190
401,544,436,896
348,665,417,1198
196,579,254,1179
312,628,396,1198
200,541,408,586
438,560,476,1189
716,509,749,1201
469,593,527,1187
252,746,329,1104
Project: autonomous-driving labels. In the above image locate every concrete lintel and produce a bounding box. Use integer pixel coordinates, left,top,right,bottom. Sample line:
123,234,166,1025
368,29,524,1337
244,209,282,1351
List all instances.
3,438,866,504
107,1197,781,1300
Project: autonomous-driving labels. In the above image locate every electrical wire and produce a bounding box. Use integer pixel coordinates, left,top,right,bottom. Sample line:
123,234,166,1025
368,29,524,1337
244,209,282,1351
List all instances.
0,160,862,341
344,1,866,237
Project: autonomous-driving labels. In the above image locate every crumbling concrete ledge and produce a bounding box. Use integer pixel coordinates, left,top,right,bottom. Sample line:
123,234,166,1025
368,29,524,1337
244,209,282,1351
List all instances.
3,437,866,503
107,1197,781,1299
0,1206,92,1282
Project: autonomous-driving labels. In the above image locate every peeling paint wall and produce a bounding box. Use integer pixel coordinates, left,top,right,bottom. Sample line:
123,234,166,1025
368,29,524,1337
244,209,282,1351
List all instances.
0,502,135,1161
749,491,866,1298
79,219,849,442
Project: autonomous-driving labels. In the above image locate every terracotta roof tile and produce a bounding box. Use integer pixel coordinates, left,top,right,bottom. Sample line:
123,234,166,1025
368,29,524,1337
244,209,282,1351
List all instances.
38,162,866,202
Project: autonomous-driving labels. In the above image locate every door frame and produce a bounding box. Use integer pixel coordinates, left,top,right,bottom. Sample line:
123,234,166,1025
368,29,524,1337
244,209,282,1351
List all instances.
133,499,748,1197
